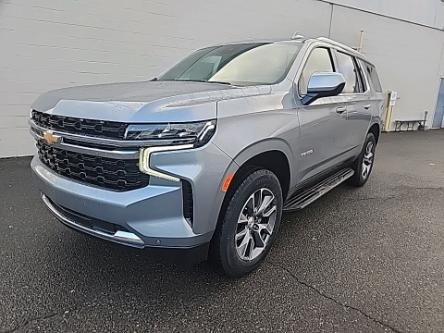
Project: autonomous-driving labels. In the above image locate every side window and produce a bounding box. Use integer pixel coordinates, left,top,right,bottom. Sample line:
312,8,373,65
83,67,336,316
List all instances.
335,52,361,93
298,48,334,96
354,58,367,92
364,62,383,92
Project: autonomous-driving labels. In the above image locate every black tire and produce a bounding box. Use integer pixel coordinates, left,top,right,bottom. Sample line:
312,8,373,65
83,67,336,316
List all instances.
210,169,283,277
348,132,377,187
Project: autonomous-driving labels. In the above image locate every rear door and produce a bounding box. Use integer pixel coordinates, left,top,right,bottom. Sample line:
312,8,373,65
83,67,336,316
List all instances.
296,47,351,183
333,51,372,152
361,59,385,122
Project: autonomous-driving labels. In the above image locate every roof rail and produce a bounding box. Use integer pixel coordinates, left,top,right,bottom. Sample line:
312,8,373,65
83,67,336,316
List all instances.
291,32,305,40
316,37,359,53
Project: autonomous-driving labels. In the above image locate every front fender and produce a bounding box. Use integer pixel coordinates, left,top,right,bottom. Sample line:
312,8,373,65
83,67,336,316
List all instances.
215,138,296,197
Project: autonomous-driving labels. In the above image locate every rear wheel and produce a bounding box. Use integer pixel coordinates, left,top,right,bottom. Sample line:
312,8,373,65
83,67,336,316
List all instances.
348,132,376,187
210,169,283,277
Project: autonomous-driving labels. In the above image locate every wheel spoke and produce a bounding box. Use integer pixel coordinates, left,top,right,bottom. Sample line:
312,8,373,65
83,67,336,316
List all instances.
238,212,249,225
363,152,373,164
245,194,255,215
235,226,248,241
257,223,272,235
362,163,370,177
254,190,262,211
237,231,251,258
257,193,274,215
263,204,277,218
251,230,265,248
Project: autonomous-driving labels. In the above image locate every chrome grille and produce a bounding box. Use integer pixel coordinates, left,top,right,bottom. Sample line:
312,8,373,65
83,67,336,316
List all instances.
32,110,127,139
37,141,149,191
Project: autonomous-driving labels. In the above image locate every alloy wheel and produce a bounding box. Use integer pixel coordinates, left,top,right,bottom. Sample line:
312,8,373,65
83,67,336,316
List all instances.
235,188,277,261
362,141,375,179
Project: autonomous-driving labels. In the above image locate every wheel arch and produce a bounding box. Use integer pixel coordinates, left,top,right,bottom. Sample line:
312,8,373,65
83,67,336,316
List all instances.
368,122,381,143
231,139,293,199
213,139,293,241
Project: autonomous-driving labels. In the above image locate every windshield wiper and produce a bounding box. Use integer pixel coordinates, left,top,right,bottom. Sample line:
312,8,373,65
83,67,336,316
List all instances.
179,79,233,85
155,79,234,86
207,80,233,85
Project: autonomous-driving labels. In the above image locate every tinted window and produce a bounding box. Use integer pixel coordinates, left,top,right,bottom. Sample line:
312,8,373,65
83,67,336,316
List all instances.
159,42,302,86
355,59,367,92
298,48,334,96
363,61,382,92
335,52,361,93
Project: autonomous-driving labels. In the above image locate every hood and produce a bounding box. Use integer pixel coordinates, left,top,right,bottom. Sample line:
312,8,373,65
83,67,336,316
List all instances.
31,80,271,122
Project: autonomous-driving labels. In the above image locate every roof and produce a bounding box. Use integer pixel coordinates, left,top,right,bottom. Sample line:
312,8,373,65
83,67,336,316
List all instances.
205,36,369,63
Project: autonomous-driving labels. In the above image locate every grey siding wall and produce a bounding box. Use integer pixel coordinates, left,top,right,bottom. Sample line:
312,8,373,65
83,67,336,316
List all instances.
1,0,443,157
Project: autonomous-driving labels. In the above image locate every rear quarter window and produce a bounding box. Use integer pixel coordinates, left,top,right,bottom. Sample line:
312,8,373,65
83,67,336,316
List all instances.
362,61,382,92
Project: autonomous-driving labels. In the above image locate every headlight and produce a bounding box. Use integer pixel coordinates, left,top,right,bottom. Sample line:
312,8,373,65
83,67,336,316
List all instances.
126,120,216,147
135,120,216,181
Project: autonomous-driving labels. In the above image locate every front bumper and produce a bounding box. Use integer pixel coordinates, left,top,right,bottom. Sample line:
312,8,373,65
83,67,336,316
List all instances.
41,194,146,247
31,142,234,249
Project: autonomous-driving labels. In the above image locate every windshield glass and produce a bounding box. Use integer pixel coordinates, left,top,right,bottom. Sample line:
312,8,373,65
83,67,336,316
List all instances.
158,42,302,86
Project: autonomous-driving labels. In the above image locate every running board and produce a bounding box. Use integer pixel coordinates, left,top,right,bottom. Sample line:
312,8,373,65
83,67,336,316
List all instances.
283,168,354,212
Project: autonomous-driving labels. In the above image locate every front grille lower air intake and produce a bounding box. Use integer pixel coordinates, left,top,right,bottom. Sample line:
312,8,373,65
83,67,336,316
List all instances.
181,180,193,224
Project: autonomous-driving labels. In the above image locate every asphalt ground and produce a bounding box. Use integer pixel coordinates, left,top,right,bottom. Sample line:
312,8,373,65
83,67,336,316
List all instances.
1,130,443,333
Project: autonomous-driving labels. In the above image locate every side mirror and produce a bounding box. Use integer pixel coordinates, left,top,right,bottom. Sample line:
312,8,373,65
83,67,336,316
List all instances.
301,72,346,105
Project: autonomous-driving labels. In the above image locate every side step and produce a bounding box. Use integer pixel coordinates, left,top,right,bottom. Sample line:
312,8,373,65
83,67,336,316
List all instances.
283,168,354,212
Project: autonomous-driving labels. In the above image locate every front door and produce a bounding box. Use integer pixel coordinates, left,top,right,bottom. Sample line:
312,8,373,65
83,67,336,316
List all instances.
297,97,350,182
432,79,444,129
295,47,350,183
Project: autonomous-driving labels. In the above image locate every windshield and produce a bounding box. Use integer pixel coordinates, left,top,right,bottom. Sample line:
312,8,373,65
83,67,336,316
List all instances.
158,42,302,86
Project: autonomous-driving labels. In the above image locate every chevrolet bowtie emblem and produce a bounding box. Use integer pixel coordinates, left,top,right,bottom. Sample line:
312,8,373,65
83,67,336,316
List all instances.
42,130,61,145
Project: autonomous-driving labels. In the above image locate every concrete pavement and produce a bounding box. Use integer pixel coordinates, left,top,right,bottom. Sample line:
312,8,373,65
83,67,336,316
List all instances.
1,130,443,332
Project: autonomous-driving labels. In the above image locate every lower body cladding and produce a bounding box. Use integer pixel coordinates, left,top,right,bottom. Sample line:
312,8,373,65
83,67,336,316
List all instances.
31,142,233,249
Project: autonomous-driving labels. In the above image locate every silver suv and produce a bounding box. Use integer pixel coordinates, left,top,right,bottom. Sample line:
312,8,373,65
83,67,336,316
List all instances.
30,37,383,276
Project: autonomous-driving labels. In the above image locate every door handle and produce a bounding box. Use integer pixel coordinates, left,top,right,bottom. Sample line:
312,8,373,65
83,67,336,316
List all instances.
336,106,347,114
363,104,371,110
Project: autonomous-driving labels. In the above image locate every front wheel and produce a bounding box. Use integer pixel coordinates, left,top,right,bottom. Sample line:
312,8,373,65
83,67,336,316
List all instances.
348,132,376,187
210,169,283,277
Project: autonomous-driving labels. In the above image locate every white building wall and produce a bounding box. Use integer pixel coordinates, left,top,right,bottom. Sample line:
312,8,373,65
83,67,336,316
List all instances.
0,0,443,157
328,4,444,128
327,0,444,28
0,0,331,157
